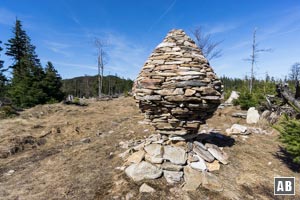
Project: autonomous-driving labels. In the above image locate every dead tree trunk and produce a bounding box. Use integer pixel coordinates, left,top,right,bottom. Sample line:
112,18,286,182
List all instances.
281,86,300,112
295,80,300,99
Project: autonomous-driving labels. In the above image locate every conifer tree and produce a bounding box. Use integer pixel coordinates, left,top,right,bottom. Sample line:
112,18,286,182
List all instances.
43,61,64,102
5,19,46,107
0,40,7,97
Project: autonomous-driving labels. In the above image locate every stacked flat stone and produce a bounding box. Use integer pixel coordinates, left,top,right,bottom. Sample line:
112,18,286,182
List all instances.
133,29,223,137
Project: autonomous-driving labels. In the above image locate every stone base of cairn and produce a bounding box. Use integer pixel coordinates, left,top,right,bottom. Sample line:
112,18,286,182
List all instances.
119,132,229,191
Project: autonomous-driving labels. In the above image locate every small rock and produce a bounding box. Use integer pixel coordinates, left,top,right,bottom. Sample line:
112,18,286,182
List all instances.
231,112,247,119
144,144,163,164
125,161,163,182
163,145,187,165
139,183,156,193
194,141,207,150
108,130,114,134
118,148,133,159
268,162,272,165
189,155,207,171
206,160,220,172
187,152,199,162
225,91,239,104
182,166,202,191
187,142,193,152
202,171,223,192
115,166,126,171
80,138,91,143
246,107,260,124
125,192,135,200
5,170,15,176
132,142,145,151
125,150,145,165
168,134,198,141
161,162,183,171
193,145,214,162
163,170,183,184
226,124,248,135
206,144,229,165
96,130,102,136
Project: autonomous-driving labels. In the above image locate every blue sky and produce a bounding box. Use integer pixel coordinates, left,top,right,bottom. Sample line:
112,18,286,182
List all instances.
0,0,300,80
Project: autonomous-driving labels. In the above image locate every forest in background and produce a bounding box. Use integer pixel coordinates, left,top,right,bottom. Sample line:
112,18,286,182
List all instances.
62,75,133,98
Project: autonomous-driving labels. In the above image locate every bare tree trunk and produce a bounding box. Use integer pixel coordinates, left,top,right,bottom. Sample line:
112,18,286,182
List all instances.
98,54,101,98
295,80,300,99
249,29,256,94
281,87,300,112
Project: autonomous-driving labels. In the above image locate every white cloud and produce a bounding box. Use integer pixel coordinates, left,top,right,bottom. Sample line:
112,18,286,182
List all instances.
206,23,239,35
44,40,73,57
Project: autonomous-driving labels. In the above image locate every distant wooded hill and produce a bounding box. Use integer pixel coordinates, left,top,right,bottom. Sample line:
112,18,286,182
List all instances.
62,75,134,98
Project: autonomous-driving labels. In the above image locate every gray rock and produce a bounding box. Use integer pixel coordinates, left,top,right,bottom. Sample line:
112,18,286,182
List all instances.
194,141,207,150
202,171,223,192
182,166,202,191
246,107,260,124
193,145,214,162
125,150,145,165
205,143,229,165
231,112,247,119
225,91,239,104
189,155,207,171
139,183,156,193
161,162,183,171
145,153,163,164
125,161,163,182
80,138,91,143
144,144,163,164
261,110,271,119
168,134,198,141
163,145,187,165
225,124,248,135
163,170,183,184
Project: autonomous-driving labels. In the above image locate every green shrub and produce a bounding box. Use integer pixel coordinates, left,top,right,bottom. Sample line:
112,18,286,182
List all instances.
234,92,258,110
274,115,300,164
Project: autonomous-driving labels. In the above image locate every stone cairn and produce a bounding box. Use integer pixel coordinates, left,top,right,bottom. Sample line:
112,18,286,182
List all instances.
133,29,222,139
120,29,228,192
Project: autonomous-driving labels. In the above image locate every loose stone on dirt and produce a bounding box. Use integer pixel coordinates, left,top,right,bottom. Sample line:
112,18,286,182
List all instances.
125,161,163,182
139,183,156,193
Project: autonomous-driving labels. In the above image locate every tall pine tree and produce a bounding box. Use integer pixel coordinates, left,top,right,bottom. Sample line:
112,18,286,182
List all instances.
5,19,46,107
43,61,64,102
0,40,7,97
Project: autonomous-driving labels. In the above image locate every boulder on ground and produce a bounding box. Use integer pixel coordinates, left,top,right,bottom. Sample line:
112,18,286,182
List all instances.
163,145,187,165
246,107,260,124
125,161,162,182
182,166,202,191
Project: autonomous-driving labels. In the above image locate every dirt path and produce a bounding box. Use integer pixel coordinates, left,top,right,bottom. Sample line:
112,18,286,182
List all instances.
0,97,299,199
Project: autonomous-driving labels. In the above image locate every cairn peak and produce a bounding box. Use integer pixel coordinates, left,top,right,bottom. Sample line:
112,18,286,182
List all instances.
133,29,223,138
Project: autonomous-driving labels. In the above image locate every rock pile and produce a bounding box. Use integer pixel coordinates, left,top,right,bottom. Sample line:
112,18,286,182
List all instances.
119,133,228,191
133,29,223,137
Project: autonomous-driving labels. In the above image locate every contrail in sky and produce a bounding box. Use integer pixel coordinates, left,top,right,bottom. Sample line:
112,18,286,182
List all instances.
148,0,177,32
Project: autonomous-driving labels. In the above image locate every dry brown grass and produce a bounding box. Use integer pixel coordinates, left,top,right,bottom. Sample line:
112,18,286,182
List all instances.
0,97,299,199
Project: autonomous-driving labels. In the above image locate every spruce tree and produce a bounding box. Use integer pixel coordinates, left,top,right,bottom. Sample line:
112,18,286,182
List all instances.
43,61,64,102
5,19,46,107
0,41,7,97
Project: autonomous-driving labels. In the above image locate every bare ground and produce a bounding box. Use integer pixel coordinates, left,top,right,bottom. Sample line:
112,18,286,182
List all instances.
0,97,299,200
